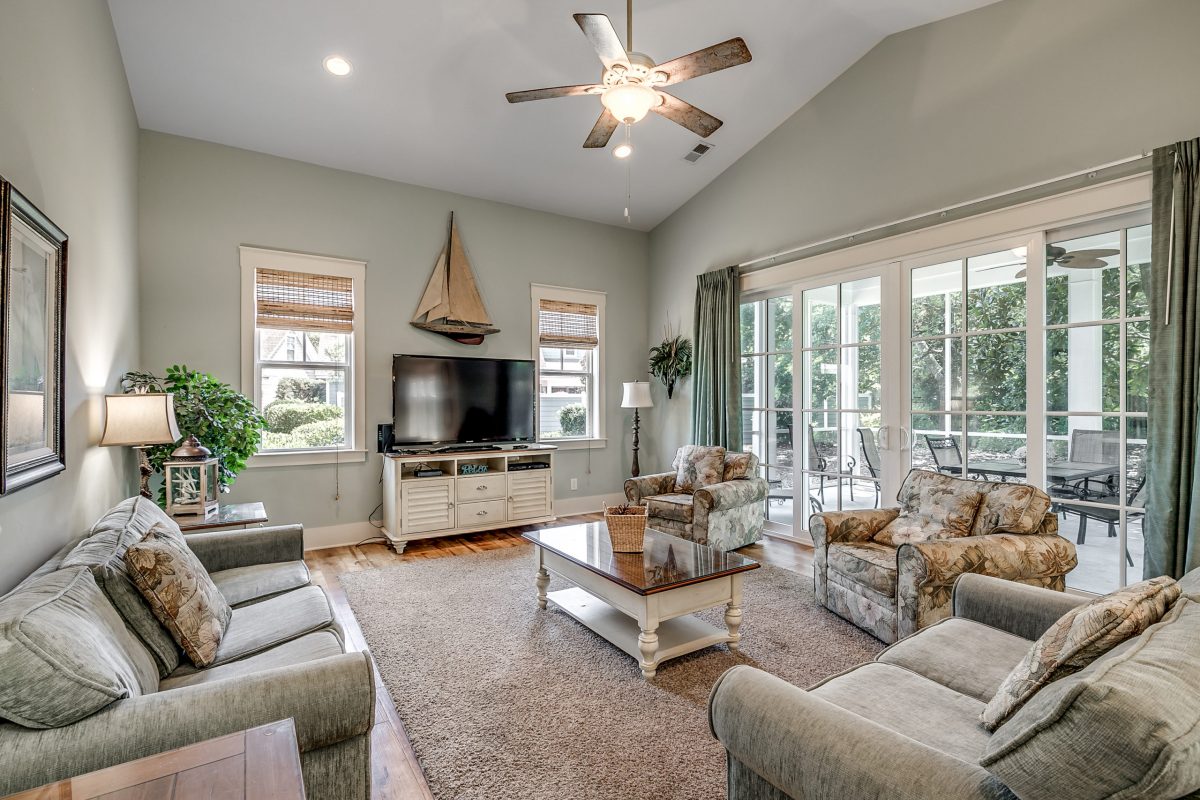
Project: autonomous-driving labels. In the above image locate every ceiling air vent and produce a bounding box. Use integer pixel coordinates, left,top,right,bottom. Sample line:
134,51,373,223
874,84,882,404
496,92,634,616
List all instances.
683,142,714,163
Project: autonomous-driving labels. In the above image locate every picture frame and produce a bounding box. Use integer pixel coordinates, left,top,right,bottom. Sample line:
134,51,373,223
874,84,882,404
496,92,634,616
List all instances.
0,178,68,494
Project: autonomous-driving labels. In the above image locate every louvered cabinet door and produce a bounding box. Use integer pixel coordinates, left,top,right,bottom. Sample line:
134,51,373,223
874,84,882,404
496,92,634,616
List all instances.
401,479,456,534
507,471,552,521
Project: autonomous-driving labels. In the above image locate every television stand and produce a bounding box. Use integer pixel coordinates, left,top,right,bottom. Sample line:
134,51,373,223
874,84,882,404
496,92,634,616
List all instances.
380,446,557,553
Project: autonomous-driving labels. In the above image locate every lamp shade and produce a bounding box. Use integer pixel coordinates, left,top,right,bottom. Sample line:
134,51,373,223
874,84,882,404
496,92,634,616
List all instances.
100,393,181,447
621,381,653,409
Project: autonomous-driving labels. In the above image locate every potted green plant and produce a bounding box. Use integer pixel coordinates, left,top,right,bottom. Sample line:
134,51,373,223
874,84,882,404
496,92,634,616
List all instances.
121,366,266,504
648,331,693,399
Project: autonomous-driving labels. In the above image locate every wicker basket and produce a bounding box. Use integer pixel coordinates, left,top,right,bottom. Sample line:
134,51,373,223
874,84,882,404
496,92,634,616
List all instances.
604,505,649,552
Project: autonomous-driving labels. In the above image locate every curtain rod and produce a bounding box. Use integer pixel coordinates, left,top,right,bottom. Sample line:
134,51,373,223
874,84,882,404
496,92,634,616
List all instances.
739,153,1154,274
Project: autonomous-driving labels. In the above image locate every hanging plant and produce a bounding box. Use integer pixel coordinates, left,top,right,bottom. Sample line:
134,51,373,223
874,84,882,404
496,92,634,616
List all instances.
121,366,265,502
648,332,693,399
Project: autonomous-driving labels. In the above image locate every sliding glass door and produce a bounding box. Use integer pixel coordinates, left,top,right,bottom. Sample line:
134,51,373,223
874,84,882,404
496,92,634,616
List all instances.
741,295,795,534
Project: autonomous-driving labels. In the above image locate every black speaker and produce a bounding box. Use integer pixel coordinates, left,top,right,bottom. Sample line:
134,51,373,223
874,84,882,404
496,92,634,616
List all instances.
377,423,393,453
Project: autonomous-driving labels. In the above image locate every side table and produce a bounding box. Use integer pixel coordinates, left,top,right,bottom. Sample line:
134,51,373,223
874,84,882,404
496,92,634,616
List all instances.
178,501,268,533
2,718,305,799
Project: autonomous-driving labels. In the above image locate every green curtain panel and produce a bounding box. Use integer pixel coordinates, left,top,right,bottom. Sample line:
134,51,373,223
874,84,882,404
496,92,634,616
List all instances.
1146,138,1200,579
691,266,742,449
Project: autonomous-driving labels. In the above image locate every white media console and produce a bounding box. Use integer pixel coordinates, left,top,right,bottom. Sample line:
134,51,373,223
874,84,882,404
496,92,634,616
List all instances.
380,445,556,553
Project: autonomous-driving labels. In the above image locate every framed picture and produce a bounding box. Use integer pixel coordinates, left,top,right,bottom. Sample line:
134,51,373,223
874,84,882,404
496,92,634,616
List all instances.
0,179,68,494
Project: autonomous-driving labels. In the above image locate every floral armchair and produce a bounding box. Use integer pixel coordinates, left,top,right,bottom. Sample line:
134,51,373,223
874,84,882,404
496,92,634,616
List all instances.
811,469,1078,643
624,446,767,551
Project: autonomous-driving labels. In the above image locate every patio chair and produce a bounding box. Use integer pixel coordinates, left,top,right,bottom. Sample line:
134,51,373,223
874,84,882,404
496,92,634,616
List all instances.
922,434,965,476
1068,475,1144,567
1048,429,1119,505
856,427,881,508
808,424,858,503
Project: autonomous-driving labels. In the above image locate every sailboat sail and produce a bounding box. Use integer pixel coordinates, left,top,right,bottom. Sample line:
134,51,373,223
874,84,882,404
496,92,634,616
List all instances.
411,213,499,344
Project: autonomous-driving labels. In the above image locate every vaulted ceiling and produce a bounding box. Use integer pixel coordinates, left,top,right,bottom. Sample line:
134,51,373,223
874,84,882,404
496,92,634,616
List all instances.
108,0,998,230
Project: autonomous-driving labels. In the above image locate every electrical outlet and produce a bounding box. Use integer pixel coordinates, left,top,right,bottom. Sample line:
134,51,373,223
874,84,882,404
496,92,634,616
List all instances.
570,478,578,491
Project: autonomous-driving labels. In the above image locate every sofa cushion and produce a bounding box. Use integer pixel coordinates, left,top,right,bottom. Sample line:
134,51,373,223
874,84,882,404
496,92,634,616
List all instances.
875,473,982,546
982,597,1200,800
970,480,1053,536
159,629,345,690
207,585,336,667
672,445,726,493
5,533,88,597
125,524,234,668
722,451,759,482
61,497,183,676
981,575,1180,730
211,561,311,607
646,493,694,524
877,618,1031,703
809,662,992,762
827,542,897,598
0,567,159,728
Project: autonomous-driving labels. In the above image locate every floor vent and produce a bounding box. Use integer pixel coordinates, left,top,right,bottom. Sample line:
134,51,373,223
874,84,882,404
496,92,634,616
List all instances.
683,142,713,163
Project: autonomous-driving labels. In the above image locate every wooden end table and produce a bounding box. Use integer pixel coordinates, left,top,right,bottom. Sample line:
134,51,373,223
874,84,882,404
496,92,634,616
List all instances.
178,501,268,533
523,523,760,679
3,718,305,800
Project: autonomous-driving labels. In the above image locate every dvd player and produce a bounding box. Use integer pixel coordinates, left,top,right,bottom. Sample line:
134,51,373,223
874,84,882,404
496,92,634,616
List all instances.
508,462,550,471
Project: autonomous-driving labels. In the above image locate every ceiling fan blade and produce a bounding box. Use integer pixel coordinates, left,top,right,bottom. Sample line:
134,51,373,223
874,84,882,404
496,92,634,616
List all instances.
506,84,601,103
573,14,627,70
583,109,620,148
651,92,723,138
1066,248,1121,259
656,38,752,86
1058,258,1111,270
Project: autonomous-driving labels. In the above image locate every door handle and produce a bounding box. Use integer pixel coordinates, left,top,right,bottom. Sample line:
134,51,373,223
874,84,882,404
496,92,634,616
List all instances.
900,427,911,451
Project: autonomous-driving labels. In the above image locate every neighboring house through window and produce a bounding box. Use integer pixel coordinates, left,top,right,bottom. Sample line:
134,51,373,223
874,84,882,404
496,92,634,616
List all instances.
531,285,605,444
240,246,367,465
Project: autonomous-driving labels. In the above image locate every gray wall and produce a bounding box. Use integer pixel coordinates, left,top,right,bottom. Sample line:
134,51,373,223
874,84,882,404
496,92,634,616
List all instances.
0,1,141,592
647,0,1200,468
138,132,649,543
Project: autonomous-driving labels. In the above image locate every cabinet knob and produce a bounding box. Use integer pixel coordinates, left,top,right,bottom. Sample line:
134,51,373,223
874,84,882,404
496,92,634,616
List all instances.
476,485,486,491
476,510,488,516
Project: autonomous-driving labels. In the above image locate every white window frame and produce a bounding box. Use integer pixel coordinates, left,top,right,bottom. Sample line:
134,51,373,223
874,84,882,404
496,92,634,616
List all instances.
240,246,367,466
531,284,606,449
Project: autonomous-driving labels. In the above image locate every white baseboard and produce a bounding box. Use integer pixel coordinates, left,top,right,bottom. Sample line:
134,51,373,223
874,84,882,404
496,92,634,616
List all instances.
302,491,626,551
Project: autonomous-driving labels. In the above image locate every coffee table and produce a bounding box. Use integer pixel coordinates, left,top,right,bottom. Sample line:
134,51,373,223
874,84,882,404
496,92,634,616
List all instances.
522,523,760,678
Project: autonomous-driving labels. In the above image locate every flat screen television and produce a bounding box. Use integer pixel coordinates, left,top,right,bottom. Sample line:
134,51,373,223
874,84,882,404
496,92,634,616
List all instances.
391,354,536,447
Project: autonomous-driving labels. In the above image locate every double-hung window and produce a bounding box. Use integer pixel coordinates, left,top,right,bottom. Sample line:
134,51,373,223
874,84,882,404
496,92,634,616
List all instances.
531,285,605,443
241,247,366,464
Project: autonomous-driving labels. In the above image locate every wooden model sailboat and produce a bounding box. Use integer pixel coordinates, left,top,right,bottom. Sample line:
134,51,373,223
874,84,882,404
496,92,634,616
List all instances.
410,213,500,345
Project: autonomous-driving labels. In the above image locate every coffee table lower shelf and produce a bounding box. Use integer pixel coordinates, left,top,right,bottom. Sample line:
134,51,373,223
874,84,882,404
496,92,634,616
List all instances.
549,586,736,674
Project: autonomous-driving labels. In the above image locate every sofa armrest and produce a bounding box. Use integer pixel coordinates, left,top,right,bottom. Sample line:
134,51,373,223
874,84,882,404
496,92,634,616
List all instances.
623,472,676,504
0,652,374,796
708,665,1003,800
809,508,900,552
953,573,1087,640
186,524,305,573
895,533,1078,639
694,478,768,513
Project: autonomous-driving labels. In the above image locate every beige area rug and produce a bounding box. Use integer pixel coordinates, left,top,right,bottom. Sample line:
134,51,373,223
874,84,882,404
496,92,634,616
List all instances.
339,545,883,800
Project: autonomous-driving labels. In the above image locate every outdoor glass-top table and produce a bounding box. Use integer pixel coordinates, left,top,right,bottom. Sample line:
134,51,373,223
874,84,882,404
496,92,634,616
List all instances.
957,459,1118,486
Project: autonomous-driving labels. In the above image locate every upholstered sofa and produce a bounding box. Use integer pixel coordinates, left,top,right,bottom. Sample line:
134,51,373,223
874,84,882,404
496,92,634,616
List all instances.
624,447,767,551
0,497,374,799
812,469,1077,643
710,570,1200,800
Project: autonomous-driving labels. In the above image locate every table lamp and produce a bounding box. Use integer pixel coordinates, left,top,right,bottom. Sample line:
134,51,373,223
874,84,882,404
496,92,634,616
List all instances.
100,392,181,498
621,381,653,478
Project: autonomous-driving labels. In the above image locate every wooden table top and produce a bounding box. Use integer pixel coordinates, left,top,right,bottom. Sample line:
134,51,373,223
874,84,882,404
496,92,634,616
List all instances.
523,523,759,596
177,501,268,532
4,719,305,800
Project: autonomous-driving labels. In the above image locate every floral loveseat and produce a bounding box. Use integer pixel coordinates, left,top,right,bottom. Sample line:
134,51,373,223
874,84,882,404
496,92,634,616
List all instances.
812,469,1077,643
624,446,767,551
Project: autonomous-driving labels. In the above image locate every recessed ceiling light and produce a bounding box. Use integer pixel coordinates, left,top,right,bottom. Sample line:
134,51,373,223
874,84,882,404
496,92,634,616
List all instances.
323,55,353,77
613,142,633,159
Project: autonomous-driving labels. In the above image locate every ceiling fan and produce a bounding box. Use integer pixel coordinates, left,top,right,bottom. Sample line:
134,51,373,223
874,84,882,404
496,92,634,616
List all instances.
505,1,752,152
981,246,1121,279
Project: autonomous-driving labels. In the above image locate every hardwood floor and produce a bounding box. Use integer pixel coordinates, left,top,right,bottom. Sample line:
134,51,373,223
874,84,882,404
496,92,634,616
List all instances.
304,517,813,800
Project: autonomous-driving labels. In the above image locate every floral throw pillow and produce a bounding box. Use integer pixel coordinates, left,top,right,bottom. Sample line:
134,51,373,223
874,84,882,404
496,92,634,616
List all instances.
124,523,233,667
673,445,726,493
980,576,1181,731
874,484,983,547
722,451,758,482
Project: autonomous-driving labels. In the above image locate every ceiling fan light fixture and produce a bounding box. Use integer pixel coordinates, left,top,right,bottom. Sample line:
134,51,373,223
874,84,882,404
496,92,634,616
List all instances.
613,141,633,159
601,83,660,124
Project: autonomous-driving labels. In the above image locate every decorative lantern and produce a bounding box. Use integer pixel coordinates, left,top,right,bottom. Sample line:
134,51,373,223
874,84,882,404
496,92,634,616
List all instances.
164,435,219,517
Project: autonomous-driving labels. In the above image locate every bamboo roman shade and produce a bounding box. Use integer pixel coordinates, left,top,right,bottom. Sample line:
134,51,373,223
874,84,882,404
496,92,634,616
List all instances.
538,299,598,349
255,268,354,333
